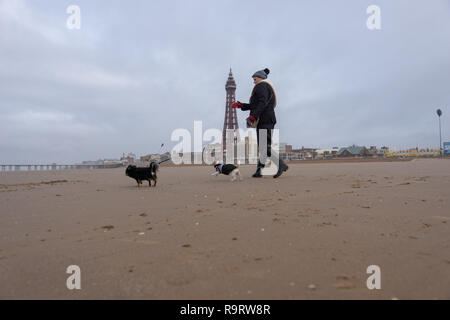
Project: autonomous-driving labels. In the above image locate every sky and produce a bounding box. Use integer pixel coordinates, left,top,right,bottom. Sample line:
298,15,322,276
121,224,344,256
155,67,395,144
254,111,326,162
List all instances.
0,0,449,163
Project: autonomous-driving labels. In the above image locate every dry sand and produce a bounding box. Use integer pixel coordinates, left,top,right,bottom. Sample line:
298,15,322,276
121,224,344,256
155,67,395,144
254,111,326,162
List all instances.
0,158,449,299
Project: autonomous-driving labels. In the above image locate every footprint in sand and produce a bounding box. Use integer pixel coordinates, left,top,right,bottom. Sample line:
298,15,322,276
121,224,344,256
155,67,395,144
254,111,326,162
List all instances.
317,222,336,227
333,275,357,289
306,208,321,214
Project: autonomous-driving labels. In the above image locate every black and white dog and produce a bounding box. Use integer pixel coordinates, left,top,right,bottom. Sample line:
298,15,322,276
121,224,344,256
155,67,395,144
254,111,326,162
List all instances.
211,161,242,181
126,162,159,187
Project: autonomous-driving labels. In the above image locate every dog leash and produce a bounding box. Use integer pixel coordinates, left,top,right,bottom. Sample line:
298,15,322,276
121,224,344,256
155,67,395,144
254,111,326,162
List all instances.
156,157,171,164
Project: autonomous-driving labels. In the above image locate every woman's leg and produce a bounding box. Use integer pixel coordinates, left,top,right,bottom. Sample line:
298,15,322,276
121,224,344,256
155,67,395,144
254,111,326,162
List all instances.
253,129,265,177
257,128,271,167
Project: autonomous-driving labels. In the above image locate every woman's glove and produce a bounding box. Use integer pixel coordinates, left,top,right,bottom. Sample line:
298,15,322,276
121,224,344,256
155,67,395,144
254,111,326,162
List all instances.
246,115,257,127
231,101,243,109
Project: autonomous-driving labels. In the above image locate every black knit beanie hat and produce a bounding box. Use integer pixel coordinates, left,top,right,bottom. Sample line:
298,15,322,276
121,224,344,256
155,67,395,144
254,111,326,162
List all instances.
252,68,270,79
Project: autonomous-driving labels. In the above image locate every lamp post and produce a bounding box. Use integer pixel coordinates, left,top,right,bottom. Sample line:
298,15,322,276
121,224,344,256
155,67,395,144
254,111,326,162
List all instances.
437,109,442,157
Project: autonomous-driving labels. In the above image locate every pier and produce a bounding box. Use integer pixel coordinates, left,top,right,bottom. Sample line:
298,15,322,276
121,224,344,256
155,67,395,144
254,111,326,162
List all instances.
0,163,123,172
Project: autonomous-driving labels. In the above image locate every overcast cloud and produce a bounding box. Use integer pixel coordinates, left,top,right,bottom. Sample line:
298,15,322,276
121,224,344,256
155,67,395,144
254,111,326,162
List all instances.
1,0,449,163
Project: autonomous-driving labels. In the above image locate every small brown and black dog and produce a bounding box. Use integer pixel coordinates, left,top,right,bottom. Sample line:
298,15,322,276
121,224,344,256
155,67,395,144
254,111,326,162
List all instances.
211,160,242,181
125,162,159,187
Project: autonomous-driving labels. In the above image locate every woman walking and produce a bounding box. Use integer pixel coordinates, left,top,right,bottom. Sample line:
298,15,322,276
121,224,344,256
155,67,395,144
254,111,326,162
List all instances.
232,68,288,178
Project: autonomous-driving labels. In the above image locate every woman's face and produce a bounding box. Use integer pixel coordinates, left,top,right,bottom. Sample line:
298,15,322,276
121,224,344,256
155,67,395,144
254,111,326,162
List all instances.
253,77,263,84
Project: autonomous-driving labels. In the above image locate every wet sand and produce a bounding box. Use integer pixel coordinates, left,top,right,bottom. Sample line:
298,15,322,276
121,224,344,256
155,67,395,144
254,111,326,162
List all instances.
0,158,449,299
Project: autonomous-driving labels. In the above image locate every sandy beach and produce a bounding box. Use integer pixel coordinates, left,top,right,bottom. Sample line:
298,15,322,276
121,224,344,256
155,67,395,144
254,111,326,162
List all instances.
0,158,449,299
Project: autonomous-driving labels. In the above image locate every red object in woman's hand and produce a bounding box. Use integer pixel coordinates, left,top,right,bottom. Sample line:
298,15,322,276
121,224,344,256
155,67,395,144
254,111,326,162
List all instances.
231,101,243,109
246,115,257,127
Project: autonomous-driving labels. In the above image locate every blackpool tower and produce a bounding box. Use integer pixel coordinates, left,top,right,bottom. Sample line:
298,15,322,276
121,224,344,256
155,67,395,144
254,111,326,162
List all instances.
222,68,240,160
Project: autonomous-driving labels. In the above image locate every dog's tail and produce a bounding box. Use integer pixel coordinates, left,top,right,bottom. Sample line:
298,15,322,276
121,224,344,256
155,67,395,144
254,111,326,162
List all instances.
150,161,159,172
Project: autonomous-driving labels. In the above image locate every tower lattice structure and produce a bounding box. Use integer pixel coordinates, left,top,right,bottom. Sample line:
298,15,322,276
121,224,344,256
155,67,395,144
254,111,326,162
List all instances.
222,68,240,160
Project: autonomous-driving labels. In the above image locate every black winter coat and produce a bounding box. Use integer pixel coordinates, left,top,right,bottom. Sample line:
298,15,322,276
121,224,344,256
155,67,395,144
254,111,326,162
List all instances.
241,81,277,129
